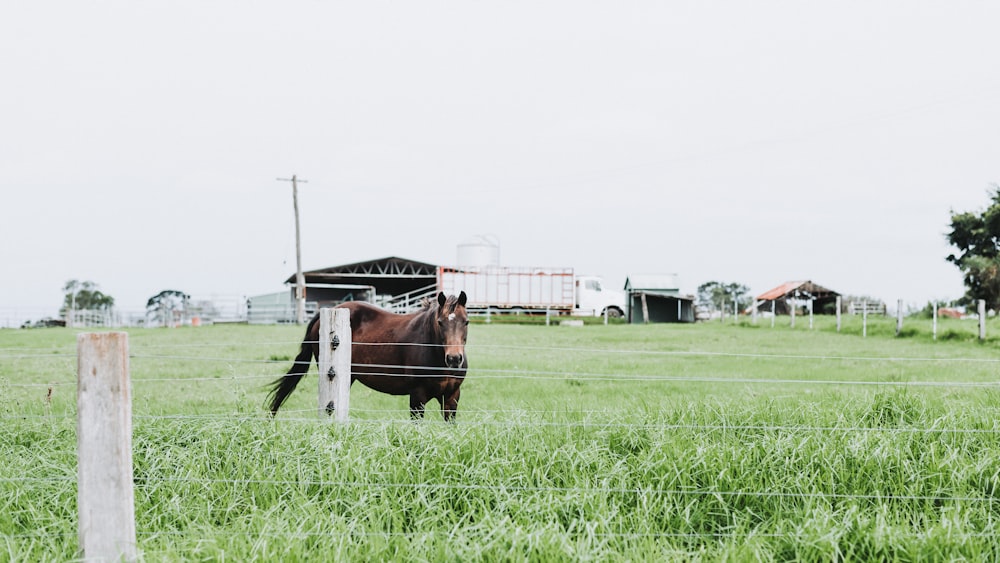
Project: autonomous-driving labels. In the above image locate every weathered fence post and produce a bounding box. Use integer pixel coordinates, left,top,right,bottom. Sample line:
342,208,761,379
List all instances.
770,300,775,328
836,296,842,332
77,332,136,562
979,299,986,341
752,299,758,324
318,308,352,422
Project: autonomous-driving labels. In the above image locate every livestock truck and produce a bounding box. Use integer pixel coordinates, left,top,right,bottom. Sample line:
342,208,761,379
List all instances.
436,266,626,318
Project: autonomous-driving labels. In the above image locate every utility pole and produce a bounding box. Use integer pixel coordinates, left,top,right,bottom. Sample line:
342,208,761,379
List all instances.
277,175,308,324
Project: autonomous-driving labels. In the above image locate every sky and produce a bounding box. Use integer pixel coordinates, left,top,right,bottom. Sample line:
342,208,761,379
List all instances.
2,1,998,322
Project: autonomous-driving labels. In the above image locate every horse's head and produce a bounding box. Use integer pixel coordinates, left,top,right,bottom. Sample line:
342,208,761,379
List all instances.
435,291,469,369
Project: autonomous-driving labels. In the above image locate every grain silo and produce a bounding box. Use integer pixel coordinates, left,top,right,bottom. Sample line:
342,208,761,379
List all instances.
456,235,500,268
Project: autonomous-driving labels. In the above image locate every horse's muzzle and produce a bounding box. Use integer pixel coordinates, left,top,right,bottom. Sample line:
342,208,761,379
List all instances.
445,353,464,369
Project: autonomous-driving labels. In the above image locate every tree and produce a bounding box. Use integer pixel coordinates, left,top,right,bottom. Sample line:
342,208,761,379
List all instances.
946,185,1000,310
697,281,751,314
60,280,115,316
146,290,191,327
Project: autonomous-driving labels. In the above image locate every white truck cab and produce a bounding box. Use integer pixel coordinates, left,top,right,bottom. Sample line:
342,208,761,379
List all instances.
575,276,626,318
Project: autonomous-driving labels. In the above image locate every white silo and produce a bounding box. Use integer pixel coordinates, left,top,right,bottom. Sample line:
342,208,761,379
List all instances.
457,235,500,268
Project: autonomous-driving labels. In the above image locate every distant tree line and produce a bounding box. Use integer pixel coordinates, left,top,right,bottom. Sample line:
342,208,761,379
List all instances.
60,280,114,316
697,281,751,314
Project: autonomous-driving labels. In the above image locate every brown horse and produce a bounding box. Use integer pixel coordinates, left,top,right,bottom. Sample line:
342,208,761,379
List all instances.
267,292,469,420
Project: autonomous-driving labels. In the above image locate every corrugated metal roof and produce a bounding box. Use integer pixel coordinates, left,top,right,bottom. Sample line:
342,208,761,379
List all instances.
285,256,440,297
757,281,808,301
288,256,438,283
756,281,839,301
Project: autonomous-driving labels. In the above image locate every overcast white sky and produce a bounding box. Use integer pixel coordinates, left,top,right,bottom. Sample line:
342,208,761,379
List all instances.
2,1,998,318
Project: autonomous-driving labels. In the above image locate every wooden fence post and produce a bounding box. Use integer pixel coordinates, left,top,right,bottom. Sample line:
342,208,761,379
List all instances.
77,332,136,562
318,308,352,422
836,296,842,332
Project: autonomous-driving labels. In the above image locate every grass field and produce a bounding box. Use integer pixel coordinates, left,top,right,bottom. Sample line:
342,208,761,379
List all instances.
2,314,1000,561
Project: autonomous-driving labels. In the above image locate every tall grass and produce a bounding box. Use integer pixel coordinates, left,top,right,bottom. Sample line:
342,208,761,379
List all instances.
2,317,1000,560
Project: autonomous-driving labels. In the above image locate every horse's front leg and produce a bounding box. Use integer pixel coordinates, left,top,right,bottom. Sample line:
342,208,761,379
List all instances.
441,387,460,422
409,387,429,420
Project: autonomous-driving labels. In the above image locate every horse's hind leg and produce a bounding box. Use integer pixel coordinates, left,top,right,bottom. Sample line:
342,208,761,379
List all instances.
409,389,429,420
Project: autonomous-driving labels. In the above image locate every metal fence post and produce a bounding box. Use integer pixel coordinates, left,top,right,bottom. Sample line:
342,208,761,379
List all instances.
896,299,904,336
979,299,986,341
932,301,938,340
863,300,868,338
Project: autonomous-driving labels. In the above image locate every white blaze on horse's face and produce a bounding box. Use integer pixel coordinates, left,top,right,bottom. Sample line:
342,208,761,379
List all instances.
437,292,469,370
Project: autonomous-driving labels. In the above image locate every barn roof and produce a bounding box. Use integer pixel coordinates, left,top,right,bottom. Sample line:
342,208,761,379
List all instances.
285,256,439,296
756,280,839,301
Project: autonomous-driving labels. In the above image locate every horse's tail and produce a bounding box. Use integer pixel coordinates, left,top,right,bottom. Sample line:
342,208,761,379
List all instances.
266,314,320,415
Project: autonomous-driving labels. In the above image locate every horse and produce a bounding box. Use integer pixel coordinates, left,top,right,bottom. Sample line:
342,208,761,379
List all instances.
267,291,469,420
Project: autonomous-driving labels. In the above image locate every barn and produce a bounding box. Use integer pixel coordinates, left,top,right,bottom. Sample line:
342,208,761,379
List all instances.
755,280,840,315
625,274,695,323
284,256,439,311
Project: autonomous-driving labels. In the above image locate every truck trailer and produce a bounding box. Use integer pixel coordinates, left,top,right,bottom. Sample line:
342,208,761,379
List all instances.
437,266,625,317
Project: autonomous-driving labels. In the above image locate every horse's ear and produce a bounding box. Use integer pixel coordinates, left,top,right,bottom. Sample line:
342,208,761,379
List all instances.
458,291,467,307
437,292,446,307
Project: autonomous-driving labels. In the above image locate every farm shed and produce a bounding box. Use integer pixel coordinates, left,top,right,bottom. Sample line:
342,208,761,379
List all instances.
755,280,840,315
285,256,438,310
625,274,695,323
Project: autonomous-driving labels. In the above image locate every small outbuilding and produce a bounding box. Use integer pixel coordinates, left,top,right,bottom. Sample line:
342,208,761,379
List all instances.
755,280,840,315
625,274,695,323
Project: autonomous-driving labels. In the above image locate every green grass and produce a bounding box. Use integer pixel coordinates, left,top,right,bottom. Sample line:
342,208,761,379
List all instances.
3,316,1000,561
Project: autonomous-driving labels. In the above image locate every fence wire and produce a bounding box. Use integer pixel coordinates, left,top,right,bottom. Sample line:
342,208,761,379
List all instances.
4,410,1000,436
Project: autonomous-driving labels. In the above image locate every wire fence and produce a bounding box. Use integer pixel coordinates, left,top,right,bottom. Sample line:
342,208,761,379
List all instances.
5,342,1000,389
5,338,1000,438
4,334,1000,549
